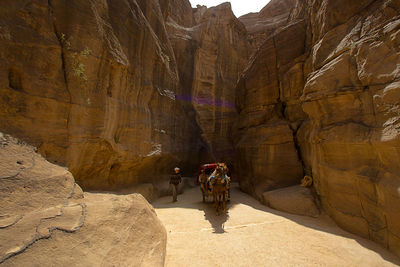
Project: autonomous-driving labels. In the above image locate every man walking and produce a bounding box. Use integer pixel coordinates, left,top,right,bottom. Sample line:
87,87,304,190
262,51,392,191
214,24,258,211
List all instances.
170,167,182,202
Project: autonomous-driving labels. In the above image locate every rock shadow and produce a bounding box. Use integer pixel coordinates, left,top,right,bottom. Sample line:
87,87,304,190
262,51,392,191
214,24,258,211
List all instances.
232,185,400,265
152,183,400,264
152,185,234,234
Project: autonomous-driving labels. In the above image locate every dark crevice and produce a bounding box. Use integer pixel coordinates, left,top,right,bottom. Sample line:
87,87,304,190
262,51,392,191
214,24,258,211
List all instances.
276,98,307,179
289,122,306,176
273,27,306,179
8,67,23,92
271,36,281,104
47,0,72,131
47,0,69,100
280,101,287,119
0,215,23,229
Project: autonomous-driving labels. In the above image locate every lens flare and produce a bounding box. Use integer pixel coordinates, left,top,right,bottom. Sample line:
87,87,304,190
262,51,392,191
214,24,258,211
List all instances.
176,95,235,109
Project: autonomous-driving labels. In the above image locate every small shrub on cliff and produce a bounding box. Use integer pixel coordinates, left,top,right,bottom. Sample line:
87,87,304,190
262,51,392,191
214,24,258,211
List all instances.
58,33,92,82
71,47,92,82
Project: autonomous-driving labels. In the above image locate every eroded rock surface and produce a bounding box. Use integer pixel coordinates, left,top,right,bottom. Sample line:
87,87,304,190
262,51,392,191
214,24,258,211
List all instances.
0,0,201,190
235,0,400,257
0,134,166,266
166,2,249,163
190,4,248,162
299,0,400,255
239,0,297,51
0,0,250,189
235,18,307,198
1,0,400,259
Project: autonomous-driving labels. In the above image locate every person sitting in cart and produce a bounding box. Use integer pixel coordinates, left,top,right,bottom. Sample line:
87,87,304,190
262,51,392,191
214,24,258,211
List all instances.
208,164,231,200
208,164,229,184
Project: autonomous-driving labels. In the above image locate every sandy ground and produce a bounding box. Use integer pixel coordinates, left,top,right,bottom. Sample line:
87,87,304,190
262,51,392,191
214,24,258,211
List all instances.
153,184,400,267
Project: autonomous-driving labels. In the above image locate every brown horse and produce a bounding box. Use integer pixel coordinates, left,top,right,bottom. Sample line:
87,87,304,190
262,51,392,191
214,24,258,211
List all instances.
211,167,229,215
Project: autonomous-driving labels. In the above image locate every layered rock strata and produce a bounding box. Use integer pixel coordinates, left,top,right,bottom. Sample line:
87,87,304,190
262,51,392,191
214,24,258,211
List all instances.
0,0,203,190
166,2,249,164
239,0,297,50
236,0,400,257
0,133,166,266
235,17,307,198
1,0,400,258
0,0,249,188
300,0,400,256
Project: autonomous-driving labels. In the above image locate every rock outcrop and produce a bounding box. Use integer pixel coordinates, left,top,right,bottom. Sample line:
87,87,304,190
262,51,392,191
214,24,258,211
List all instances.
236,0,400,257
263,185,320,218
0,133,167,266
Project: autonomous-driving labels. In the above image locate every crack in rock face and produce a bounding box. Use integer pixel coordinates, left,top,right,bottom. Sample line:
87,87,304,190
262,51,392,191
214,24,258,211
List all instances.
0,133,85,264
0,204,85,263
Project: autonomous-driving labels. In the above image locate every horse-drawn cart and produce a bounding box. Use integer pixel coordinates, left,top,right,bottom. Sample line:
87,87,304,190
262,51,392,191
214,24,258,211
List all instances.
197,163,230,214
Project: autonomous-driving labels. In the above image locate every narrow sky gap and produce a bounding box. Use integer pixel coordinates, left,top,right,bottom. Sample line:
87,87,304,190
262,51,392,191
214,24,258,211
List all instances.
189,0,271,17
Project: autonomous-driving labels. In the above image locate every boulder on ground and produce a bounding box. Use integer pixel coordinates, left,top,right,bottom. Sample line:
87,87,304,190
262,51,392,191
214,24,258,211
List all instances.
0,133,166,266
263,185,320,218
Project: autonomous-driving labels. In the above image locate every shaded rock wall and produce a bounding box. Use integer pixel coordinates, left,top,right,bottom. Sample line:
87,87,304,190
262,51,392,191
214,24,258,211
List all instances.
166,2,249,164
235,18,307,198
190,4,248,163
236,0,400,257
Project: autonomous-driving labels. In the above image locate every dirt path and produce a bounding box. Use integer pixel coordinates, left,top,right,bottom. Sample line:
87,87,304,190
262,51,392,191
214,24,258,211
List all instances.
153,184,400,267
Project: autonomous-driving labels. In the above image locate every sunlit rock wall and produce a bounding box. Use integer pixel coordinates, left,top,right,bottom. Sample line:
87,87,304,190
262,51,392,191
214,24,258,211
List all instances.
0,0,201,190
299,0,400,255
236,0,400,257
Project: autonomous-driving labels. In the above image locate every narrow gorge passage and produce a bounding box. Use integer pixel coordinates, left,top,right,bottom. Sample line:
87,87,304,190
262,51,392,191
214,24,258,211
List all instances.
1,0,400,264
154,185,400,267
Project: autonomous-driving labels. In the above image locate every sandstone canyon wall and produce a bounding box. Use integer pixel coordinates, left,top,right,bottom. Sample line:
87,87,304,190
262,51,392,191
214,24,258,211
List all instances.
1,0,400,258
236,0,307,197
239,0,296,50
236,0,400,257
0,0,247,189
0,0,199,190
166,2,249,164
300,0,400,255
